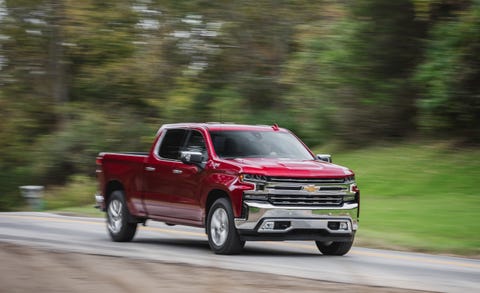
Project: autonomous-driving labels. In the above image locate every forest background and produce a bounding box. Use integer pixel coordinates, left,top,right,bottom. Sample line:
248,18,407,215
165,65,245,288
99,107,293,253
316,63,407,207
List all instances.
0,0,479,254
0,0,480,256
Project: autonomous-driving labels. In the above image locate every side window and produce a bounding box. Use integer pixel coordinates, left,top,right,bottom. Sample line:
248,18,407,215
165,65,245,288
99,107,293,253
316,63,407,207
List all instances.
158,129,187,160
183,131,207,158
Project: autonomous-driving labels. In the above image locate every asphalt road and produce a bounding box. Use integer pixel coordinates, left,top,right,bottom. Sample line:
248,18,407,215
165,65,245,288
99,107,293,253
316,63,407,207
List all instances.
0,212,479,292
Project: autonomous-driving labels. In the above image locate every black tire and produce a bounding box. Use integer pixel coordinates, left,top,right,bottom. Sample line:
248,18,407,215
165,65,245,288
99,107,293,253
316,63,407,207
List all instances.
106,190,137,242
316,240,354,256
207,198,245,255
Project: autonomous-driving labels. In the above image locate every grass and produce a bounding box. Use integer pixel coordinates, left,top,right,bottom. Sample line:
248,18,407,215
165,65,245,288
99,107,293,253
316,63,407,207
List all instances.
42,175,103,217
43,141,480,256
48,204,105,218
15,175,104,217
319,141,480,256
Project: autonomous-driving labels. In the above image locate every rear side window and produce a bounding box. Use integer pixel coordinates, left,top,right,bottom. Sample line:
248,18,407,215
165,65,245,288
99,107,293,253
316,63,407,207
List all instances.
158,129,187,160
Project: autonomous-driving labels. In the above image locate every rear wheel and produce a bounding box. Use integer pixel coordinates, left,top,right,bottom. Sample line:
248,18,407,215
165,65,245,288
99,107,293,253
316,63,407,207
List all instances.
207,198,245,254
107,190,137,242
315,240,354,256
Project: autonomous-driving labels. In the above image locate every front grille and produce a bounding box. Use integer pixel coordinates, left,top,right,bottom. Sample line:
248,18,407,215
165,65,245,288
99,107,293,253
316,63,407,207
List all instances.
269,194,343,206
245,177,353,207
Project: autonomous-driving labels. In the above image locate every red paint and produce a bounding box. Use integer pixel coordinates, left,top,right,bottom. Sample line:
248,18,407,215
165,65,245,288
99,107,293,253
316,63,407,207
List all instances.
96,123,357,226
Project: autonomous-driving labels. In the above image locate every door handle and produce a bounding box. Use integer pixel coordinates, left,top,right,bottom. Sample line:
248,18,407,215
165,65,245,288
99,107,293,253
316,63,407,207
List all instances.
172,169,183,174
145,166,156,172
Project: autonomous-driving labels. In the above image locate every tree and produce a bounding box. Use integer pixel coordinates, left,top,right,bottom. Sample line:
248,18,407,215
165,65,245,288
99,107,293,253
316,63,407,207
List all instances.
282,1,425,145
415,2,480,141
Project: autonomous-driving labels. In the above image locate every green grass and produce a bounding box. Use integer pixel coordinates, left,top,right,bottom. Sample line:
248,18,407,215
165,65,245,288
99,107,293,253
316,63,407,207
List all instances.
42,141,480,256
48,204,104,218
318,141,480,256
42,175,103,218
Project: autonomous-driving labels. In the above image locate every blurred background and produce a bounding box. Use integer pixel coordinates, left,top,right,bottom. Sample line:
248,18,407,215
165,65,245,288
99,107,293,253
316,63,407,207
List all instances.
0,0,479,255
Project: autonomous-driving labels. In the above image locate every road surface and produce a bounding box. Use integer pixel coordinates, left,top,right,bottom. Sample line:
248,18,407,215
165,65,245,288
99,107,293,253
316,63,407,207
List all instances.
0,212,479,292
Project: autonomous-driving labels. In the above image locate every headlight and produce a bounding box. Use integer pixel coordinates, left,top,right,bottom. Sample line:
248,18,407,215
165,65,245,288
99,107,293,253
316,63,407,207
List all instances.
239,174,268,183
239,174,268,191
345,175,355,183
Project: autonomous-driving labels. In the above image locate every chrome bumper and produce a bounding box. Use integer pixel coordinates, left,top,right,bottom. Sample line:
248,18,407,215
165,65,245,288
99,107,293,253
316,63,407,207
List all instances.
234,201,358,241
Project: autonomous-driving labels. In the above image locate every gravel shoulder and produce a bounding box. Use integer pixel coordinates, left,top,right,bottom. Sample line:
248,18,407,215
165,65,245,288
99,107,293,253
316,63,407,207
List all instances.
0,242,426,293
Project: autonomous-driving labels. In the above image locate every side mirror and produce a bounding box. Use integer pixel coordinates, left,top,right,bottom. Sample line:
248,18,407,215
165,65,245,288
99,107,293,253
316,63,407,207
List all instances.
180,151,205,168
316,154,332,163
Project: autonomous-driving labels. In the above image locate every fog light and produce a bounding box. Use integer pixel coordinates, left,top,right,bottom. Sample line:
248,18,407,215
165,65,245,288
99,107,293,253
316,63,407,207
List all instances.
260,221,275,231
328,222,340,230
328,221,350,231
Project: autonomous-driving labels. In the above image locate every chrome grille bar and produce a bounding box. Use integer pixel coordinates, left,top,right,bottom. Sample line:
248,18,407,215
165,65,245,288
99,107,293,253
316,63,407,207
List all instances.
269,177,346,184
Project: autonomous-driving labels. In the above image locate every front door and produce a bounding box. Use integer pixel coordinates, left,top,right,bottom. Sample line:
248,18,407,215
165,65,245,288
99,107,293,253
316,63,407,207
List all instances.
143,128,207,222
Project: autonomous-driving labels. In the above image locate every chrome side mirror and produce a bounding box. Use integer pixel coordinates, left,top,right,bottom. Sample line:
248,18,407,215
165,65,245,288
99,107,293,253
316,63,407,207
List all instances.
180,151,206,169
316,154,332,163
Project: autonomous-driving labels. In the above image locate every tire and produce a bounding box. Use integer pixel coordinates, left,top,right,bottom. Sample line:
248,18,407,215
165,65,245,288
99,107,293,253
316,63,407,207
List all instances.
207,198,245,255
107,190,137,242
316,240,354,256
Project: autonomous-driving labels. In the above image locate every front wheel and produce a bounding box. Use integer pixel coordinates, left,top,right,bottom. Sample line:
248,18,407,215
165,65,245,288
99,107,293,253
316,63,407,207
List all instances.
207,198,245,255
316,240,354,256
107,190,137,242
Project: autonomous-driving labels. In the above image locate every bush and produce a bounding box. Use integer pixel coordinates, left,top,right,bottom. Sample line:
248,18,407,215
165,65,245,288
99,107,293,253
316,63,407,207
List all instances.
32,106,154,185
43,175,97,210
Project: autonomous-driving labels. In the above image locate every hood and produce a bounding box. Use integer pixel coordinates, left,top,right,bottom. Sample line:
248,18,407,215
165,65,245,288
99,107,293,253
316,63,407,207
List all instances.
223,158,353,178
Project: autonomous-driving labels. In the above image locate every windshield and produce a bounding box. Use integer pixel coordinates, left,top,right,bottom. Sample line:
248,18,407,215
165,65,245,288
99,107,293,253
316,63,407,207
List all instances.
210,130,314,160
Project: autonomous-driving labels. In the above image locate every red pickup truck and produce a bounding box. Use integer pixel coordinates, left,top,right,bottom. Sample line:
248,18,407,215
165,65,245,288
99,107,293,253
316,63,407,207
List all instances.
95,123,359,255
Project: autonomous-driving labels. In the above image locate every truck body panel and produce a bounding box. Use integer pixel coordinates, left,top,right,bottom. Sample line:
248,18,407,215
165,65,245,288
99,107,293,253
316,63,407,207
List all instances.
98,152,147,217
96,123,360,254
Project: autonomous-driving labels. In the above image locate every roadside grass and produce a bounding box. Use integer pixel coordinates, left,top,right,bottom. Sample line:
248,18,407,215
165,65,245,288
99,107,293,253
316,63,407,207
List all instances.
42,141,480,256
319,141,480,256
42,175,103,217
48,204,104,218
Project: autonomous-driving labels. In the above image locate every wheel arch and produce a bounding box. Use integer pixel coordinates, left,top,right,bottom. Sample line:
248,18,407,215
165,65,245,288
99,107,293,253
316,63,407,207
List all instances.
105,180,124,204
205,189,229,227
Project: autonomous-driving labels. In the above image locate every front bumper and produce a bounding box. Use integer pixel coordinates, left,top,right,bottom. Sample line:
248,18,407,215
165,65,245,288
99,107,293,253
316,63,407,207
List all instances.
234,201,358,241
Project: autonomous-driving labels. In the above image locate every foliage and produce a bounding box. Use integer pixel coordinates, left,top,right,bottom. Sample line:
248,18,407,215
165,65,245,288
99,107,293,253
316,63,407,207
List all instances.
414,3,480,140
0,0,479,212
283,0,423,145
43,174,97,210
32,105,153,184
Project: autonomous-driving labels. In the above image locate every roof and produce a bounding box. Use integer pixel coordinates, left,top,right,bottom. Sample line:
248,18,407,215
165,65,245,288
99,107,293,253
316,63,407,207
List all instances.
160,122,287,132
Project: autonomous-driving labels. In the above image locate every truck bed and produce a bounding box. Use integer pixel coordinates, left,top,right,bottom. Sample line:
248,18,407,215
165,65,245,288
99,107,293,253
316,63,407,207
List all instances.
98,152,148,216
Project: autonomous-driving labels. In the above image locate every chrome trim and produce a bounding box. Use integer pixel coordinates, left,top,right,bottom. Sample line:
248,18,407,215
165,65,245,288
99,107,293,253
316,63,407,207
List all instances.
234,201,359,233
268,177,349,184
257,218,352,233
95,193,104,204
94,193,105,210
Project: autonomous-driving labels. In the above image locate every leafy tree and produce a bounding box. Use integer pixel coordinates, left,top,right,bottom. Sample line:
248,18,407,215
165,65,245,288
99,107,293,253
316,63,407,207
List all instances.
282,1,424,145
336,0,423,143
1,0,480,210
415,2,480,141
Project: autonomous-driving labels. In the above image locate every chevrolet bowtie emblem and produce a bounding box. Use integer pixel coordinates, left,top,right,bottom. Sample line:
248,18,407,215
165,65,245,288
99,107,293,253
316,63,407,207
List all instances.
302,184,320,193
